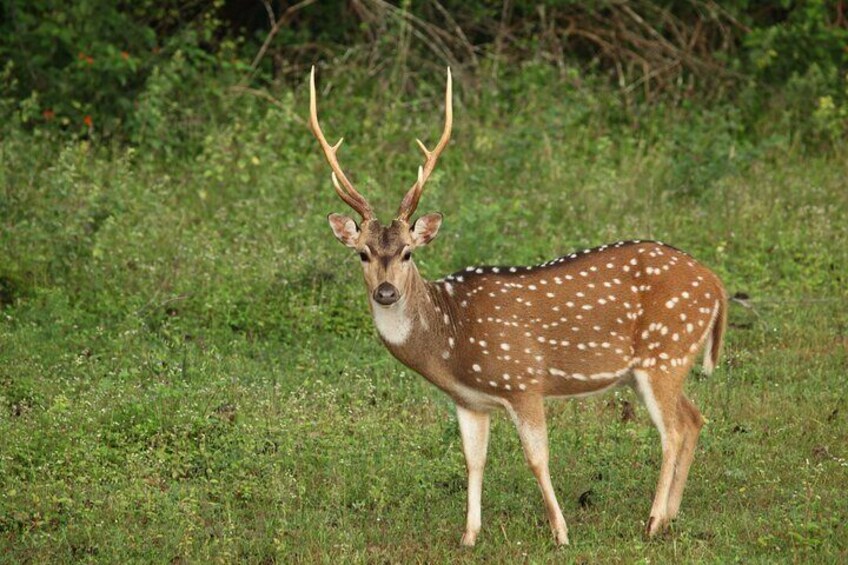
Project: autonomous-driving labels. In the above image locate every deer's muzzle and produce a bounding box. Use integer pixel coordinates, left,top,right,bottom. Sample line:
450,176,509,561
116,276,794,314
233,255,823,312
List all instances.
373,282,400,306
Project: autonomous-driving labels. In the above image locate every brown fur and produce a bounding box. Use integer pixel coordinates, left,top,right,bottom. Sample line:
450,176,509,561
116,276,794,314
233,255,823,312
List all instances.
333,220,727,544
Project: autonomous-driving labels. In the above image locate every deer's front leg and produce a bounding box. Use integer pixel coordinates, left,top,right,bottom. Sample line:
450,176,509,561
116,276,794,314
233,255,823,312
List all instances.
456,404,491,547
508,398,569,546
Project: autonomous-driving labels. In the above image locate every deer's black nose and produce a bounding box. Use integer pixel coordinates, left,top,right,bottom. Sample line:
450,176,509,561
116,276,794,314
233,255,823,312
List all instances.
373,282,400,305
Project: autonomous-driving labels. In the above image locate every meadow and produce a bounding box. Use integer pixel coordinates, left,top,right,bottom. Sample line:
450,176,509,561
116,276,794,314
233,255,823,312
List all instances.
1,64,847,563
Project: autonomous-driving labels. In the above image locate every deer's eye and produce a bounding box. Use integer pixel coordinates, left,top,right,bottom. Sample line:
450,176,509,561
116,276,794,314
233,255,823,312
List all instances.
359,252,370,262
402,250,412,261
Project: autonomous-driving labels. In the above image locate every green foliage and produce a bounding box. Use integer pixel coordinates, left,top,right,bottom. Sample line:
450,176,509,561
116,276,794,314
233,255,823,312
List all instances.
128,32,249,155
0,0,239,144
3,1,848,147
743,0,848,88
1,0,154,135
812,72,848,143
661,105,756,197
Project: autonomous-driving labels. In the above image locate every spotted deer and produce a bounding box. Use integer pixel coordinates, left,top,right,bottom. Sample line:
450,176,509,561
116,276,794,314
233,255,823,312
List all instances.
309,67,728,546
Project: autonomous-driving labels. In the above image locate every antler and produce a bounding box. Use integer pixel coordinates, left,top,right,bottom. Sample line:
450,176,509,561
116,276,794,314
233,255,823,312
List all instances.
309,67,374,221
396,68,453,222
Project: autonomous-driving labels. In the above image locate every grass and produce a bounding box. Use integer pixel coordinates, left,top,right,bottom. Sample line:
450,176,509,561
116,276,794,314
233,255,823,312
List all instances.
1,69,847,562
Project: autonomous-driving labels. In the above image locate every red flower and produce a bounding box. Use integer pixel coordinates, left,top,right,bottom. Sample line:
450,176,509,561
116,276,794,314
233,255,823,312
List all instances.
42,109,55,121
83,115,93,127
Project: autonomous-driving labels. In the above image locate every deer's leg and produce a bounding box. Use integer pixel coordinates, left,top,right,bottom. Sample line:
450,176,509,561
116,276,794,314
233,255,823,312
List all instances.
666,394,704,519
508,398,569,546
632,369,684,537
456,404,491,547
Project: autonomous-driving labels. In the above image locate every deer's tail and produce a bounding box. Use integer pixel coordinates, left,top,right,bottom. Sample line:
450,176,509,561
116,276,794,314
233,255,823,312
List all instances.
702,293,728,375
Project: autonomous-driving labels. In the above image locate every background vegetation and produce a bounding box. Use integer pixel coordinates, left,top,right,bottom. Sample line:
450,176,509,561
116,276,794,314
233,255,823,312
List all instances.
1,1,846,562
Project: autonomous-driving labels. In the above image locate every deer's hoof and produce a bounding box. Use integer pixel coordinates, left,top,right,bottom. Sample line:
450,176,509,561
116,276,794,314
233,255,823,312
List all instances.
460,531,478,547
645,515,669,538
554,529,570,546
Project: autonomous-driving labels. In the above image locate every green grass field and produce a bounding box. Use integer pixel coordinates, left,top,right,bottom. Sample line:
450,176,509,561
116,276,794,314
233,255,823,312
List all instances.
1,72,847,562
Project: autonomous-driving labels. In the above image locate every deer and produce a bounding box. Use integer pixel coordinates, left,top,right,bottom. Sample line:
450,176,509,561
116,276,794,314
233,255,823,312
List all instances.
309,67,728,547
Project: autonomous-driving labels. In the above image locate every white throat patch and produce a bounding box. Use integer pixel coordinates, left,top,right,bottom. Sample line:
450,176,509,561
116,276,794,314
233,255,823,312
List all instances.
371,299,413,345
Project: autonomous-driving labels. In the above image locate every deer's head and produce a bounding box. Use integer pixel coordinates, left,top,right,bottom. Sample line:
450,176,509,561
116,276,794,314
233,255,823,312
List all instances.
310,68,452,307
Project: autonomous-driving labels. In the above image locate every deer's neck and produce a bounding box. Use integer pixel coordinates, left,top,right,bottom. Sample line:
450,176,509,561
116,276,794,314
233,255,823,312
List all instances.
369,268,457,378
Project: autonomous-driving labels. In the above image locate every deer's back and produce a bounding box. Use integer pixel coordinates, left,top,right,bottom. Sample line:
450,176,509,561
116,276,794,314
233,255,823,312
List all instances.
437,241,726,399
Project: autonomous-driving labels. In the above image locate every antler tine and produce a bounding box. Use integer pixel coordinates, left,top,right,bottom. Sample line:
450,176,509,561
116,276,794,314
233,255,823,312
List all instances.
397,67,453,222
309,67,373,220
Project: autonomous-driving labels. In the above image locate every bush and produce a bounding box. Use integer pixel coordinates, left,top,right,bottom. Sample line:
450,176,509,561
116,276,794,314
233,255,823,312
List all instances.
1,0,847,148
0,0,234,143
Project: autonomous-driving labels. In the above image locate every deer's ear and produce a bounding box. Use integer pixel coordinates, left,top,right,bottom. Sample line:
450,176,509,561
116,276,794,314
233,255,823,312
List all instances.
410,212,443,247
328,213,360,247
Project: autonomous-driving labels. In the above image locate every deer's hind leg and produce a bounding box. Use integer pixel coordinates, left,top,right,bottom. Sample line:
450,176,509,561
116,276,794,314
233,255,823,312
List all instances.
632,367,689,537
666,394,704,519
